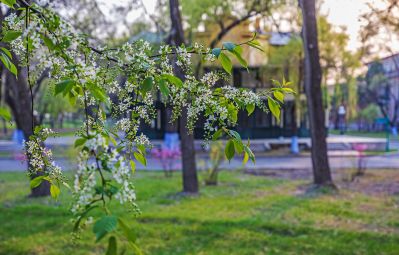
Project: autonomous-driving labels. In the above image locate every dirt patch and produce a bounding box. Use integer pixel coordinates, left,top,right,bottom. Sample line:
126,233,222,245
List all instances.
245,168,399,196
339,170,399,196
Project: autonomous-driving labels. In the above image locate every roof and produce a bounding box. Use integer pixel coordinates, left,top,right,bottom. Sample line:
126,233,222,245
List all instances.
267,32,292,46
129,31,166,44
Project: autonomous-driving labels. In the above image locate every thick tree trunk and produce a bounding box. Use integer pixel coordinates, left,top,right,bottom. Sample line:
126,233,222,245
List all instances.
299,0,334,186
4,67,50,197
168,0,198,193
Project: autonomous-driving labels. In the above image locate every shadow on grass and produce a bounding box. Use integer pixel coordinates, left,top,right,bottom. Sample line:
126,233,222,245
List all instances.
137,216,399,255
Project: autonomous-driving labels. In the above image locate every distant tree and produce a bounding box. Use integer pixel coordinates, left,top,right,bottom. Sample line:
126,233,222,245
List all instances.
298,0,334,187
358,103,381,131
317,15,361,127
182,0,277,47
360,0,399,58
35,80,76,128
363,62,399,129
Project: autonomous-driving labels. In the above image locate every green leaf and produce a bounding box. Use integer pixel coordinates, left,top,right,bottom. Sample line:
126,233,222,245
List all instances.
230,45,248,69
141,76,153,93
62,181,71,190
247,41,264,52
251,39,262,46
233,139,244,154
8,61,17,76
1,30,22,43
218,52,232,75
68,91,77,106
234,45,243,55
137,144,146,155
268,99,280,120
282,87,295,93
225,139,235,161
30,176,44,189
246,104,255,116
74,137,87,148
0,52,17,76
273,91,284,103
0,0,16,8
211,48,221,58
1,47,12,59
91,87,107,103
0,53,10,67
232,50,248,69
244,145,255,163
129,160,136,174
34,126,43,134
0,106,11,121
271,79,281,87
158,79,170,96
50,184,60,199
228,130,241,140
134,151,147,166
161,74,183,88
55,79,75,95
93,216,118,242
87,82,107,103
223,42,236,52
106,236,117,255
109,136,117,146
243,152,249,165
118,218,137,243
40,34,55,50
212,129,223,141
227,104,238,123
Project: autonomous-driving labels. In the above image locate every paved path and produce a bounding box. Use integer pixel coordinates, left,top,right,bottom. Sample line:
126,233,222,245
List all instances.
1,152,398,172
0,134,397,151
0,134,398,172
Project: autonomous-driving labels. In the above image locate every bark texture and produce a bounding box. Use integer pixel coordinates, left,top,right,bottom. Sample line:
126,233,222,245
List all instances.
168,0,198,193
299,0,334,186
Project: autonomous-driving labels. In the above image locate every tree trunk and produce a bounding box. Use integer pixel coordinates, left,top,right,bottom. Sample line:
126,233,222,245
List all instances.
168,0,198,193
299,0,334,186
4,66,50,197
179,107,198,192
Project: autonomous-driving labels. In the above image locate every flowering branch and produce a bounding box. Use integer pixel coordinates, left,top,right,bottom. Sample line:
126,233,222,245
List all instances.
0,1,295,254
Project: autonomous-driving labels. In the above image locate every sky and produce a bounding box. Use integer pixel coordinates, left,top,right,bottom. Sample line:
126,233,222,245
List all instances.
321,0,399,54
321,0,368,51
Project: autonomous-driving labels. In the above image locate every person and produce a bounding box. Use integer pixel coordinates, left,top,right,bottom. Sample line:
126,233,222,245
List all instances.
338,103,346,135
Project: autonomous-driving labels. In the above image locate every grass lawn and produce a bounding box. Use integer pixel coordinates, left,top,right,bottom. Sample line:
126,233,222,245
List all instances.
329,130,390,139
1,170,399,255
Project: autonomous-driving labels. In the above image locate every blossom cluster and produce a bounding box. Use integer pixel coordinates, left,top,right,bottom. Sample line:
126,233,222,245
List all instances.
72,133,138,215
24,128,64,182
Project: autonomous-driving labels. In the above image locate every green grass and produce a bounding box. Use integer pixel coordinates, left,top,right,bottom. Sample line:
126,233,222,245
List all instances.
329,130,391,139
1,171,399,255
